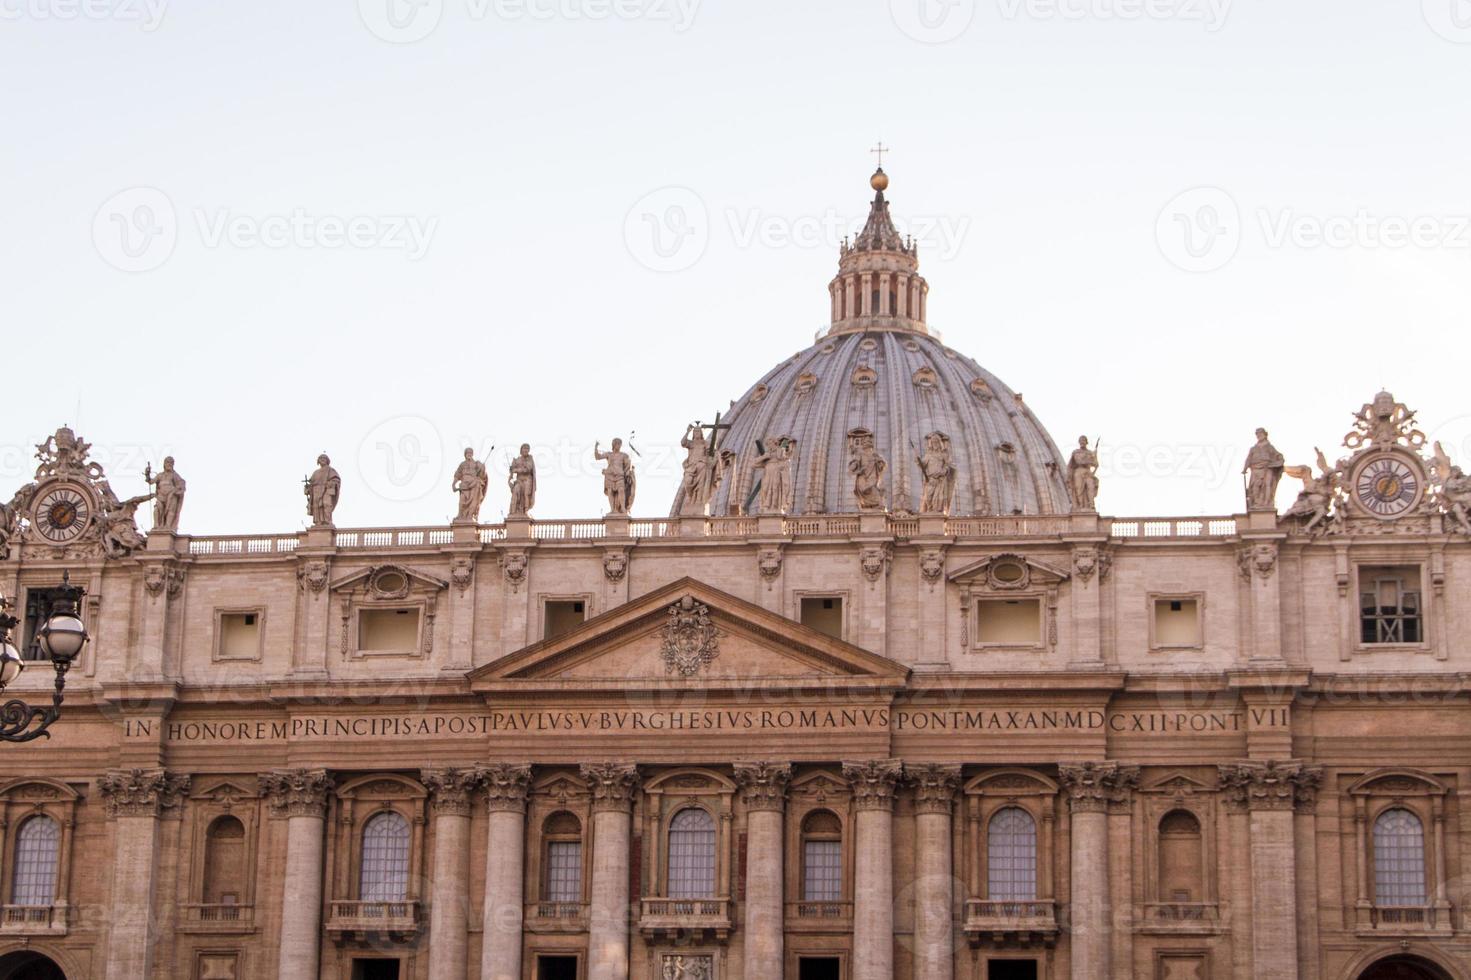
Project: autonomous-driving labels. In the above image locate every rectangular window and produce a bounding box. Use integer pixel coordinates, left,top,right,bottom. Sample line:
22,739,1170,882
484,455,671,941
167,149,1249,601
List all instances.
544,600,587,640
975,598,1042,646
1152,597,1201,648
358,608,420,652
1359,566,1422,645
802,840,842,901
800,597,844,639
216,610,263,661
545,841,582,902
21,586,72,662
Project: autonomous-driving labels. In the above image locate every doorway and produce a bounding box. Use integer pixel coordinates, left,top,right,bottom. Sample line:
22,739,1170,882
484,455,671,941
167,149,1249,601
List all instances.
798,957,841,980
0,953,66,980
537,956,579,980
350,960,401,980
988,960,1039,980
1357,956,1453,980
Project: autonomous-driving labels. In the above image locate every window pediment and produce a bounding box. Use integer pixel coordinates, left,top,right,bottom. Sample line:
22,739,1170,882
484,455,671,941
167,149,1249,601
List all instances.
329,563,448,599
948,553,1070,592
1348,768,1447,798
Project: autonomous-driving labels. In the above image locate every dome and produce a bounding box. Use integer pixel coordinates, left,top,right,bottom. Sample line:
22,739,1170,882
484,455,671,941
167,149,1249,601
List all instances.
671,169,1074,519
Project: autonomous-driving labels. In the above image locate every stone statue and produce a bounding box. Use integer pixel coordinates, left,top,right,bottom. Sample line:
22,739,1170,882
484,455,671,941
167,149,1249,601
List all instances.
595,439,636,515
847,429,887,511
679,423,736,516
508,444,537,517
753,437,797,515
145,456,187,532
1068,436,1100,512
1432,442,1471,535
452,448,488,522
1283,448,1342,536
97,483,151,559
917,431,956,514
1243,428,1285,511
305,454,341,526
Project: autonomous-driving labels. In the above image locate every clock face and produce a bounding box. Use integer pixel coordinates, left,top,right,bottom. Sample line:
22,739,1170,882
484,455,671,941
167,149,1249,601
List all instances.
33,485,93,543
1352,453,1423,519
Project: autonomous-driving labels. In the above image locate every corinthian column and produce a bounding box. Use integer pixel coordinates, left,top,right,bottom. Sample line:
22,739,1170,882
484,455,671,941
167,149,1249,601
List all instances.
260,769,334,980
582,763,640,980
843,760,903,980
906,764,962,980
98,769,190,980
481,764,533,980
1218,761,1322,980
1059,763,1139,980
734,763,792,980
423,769,485,980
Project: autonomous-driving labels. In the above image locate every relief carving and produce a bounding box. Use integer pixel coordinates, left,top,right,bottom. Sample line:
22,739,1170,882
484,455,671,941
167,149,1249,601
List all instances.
259,769,334,818
97,768,190,818
905,763,961,814
659,596,722,677
1059,762,1140,813
733,762,792,812
1218,760,1322,813
478,764,533,813
841,759,903,811
580,763,639,812
422,768,484,816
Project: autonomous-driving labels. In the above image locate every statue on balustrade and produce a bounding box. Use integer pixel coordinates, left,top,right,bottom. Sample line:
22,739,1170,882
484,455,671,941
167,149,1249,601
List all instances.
508,444,537,517
679,423,736,516
848,428,887,511
1243,428,1285,511
1068,436,1101,512
305,454,341,526
917,431,956,514
145,456,187,532
1282,448,1343,536
452,448,489,522
752,436,797,515
595,438,636,515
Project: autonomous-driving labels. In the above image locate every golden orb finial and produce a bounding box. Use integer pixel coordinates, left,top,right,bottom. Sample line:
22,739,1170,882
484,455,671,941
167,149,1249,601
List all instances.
870,168,889,192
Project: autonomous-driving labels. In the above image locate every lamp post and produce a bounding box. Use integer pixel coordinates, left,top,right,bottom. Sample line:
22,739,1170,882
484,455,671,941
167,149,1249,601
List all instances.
0,571,88,743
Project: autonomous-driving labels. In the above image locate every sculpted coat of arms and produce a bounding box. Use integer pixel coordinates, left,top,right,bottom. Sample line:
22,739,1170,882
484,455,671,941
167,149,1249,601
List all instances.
659,596,721,677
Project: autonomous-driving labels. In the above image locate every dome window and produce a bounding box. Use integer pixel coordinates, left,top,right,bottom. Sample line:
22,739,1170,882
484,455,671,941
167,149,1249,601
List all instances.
859,338,878,352
970,379,994,402
851,366,878,388
913,367,938,390
749,384,770,403
796,372,818,395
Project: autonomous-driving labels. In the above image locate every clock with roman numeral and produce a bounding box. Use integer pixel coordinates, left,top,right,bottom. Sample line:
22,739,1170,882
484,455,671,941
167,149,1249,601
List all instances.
1350,452,1424,519
31,484,94,543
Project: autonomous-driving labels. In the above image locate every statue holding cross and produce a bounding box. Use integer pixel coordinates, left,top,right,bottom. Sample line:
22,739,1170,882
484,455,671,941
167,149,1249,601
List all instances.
678,416,736,516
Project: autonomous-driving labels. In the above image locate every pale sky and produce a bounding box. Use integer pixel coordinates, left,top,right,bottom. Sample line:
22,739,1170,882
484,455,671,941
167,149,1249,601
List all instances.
3,0,1469,533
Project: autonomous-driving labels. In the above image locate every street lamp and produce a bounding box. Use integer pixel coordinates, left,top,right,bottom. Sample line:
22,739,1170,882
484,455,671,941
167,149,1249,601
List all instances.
0,571,88,743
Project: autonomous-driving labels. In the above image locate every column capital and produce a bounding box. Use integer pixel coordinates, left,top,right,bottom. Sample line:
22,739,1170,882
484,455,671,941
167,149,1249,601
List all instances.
422,768,485,817
479,764,533,813
904,763,962,815
1059,762,1139,814
97,768,190,818
1218,760,1323,813
580,762,640,812
733,762,792,812
259,768,334,818
842,759,903,812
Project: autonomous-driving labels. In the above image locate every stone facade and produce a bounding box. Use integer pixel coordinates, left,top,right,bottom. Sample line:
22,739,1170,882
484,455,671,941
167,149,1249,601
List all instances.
0,176,1468,980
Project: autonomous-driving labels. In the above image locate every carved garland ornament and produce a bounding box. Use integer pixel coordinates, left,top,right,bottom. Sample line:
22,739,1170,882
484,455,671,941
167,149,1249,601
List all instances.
860,544,892,584
297,560,329,595
659,596,722,677
602,550,628,584
97,768,190,818
143,564,186,599
451,557,474,595
500,550,529,592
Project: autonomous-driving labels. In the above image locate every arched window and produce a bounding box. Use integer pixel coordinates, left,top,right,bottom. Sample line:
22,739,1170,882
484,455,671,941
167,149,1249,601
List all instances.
800,810,843,902
359,812,411,903
11,816,60,906
542,812,583,903
987,807,1037,902
1157,810,1204,903
1373,808,1428,906
666,808,716,899
203,815,247,905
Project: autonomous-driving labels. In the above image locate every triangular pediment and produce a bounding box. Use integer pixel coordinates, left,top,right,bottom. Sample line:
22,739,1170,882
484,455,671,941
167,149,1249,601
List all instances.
469,577,909,692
